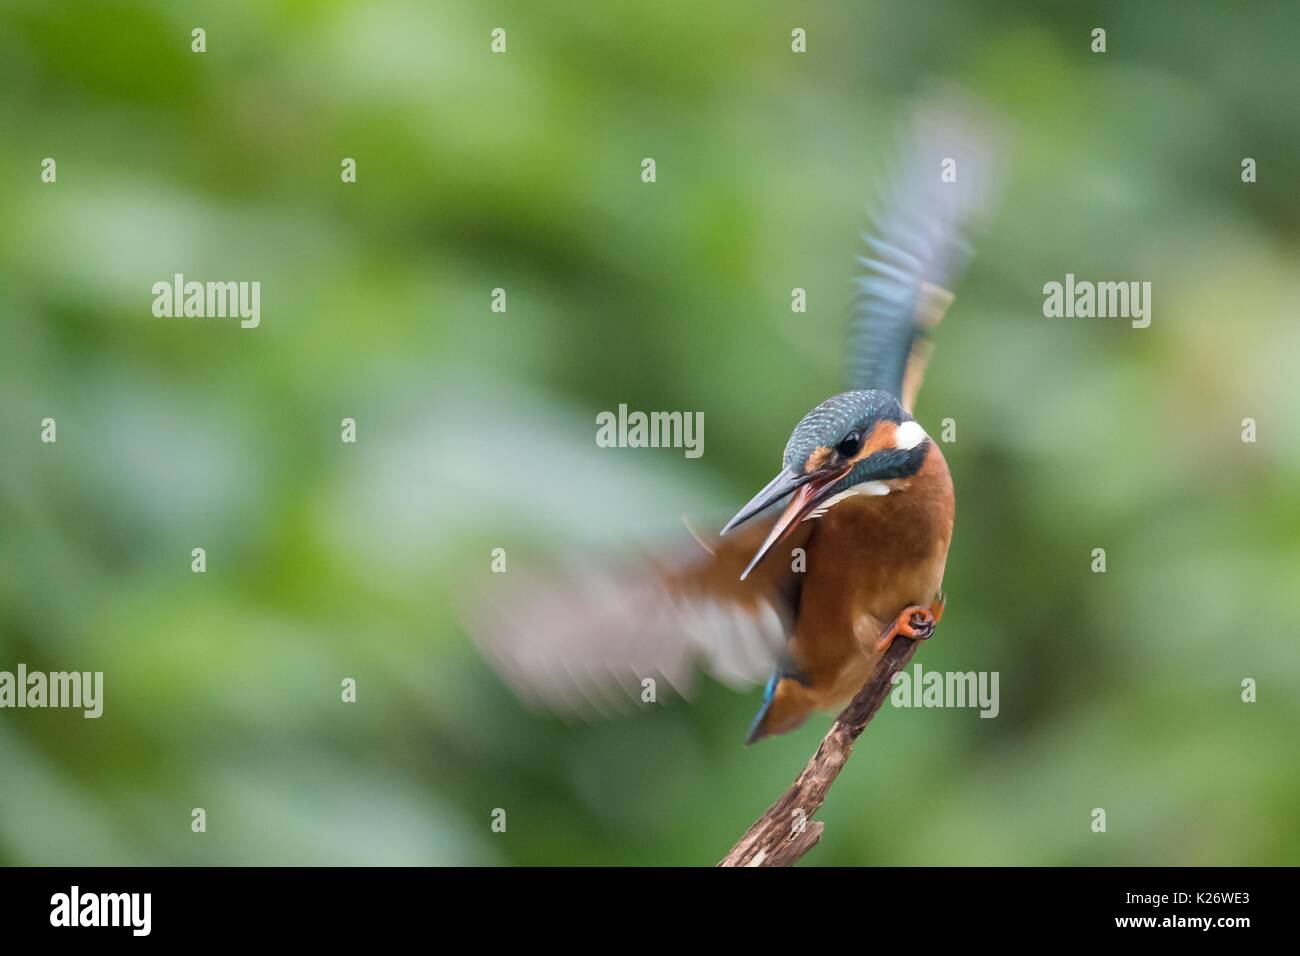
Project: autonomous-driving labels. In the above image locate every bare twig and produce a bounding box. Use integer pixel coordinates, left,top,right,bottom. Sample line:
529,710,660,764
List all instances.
718,636,920,867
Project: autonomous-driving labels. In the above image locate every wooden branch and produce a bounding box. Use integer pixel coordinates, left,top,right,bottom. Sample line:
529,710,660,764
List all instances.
718,636,920,867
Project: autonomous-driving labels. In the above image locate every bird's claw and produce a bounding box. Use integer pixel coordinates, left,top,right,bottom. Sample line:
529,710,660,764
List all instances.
873,595,945,653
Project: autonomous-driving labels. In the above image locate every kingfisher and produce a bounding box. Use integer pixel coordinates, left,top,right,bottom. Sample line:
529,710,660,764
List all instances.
474,100,996,744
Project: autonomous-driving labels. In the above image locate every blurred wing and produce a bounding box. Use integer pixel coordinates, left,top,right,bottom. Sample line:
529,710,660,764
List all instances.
468,517,810,717
847,96,999,411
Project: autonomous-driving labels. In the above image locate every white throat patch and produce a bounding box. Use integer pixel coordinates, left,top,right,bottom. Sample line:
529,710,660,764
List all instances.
803,479,891,520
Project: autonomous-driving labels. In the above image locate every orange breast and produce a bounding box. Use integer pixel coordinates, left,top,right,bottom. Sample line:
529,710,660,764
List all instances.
789,442,955,710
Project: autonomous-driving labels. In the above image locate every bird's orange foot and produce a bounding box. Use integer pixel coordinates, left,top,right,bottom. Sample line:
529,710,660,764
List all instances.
873,600,942,653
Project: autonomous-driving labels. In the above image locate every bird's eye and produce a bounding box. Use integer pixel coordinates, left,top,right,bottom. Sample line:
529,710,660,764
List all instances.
836,430,863,457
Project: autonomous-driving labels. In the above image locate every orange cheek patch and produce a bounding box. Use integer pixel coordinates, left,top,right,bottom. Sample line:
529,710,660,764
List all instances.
807,422,902,473
854,421,897,463
804,446,834,474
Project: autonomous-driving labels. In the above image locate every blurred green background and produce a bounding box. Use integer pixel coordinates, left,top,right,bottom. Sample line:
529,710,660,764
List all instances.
2,0,1298,865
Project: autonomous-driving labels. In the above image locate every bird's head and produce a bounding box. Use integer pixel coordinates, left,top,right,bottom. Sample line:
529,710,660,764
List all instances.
721,389,930,580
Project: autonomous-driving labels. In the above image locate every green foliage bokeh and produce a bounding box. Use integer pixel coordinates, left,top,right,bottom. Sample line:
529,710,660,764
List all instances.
1,1,1297,865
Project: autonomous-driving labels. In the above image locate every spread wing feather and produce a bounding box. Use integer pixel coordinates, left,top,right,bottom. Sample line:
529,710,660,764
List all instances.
846,98,998,410
468,518,811,716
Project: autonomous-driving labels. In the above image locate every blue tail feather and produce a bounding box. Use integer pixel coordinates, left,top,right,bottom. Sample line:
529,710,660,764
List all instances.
744,672,781,745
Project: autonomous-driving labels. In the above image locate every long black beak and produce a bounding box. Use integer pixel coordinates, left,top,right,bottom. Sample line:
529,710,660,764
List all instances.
719,468,812,537
721,466,850,581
